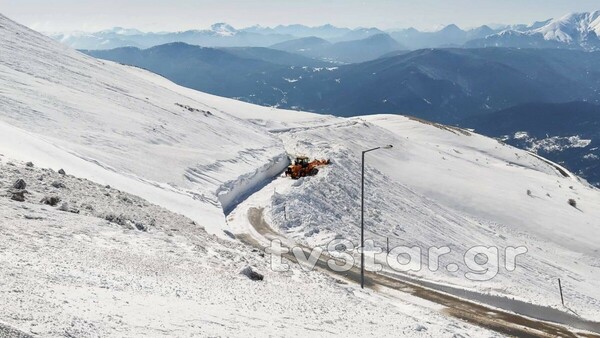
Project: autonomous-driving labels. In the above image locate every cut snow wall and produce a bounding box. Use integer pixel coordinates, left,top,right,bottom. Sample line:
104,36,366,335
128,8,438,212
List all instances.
217,152,290,215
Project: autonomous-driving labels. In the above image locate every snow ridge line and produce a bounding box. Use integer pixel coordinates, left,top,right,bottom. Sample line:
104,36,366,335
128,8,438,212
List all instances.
217,152,290,215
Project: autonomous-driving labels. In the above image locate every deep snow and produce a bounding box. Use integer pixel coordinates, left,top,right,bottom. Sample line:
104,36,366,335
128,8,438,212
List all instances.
1,11,600,336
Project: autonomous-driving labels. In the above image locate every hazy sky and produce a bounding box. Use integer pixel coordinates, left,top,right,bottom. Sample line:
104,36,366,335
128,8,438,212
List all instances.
2,0,599,33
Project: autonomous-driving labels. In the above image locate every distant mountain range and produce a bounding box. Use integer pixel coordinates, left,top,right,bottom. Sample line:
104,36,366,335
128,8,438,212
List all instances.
84,44,600,185
83,46,600,121
241,24,353,40
76,11,600,186
83,43,334,106
388,24,499,49
274,48,600,121
270,34,406,63
52,23,295,50
466,11,600,51
53,11,600,57
51,23,391,52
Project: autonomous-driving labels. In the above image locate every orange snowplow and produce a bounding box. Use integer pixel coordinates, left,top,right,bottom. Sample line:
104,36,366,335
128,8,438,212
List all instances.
285,156,330,179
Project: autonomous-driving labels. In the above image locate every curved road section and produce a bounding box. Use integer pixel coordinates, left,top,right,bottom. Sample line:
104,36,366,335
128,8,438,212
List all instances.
239,207,600,338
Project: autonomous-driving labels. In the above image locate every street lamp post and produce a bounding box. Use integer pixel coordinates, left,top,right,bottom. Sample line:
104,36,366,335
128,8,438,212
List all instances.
361,145,393,289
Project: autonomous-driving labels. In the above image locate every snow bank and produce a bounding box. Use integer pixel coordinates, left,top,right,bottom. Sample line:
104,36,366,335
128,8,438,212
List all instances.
217,152,290,214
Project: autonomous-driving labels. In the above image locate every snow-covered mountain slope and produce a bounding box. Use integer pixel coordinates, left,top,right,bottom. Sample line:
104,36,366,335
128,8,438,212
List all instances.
466,11,600,50
2,12,600,335
209,23,238,37
530,11,600,50
0,13,334,235
1,14,502,336
534,11,600,43
477,11,600,49
231,115,600,320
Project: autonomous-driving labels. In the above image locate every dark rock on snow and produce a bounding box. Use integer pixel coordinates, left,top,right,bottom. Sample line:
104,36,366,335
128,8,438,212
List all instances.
41,196,61,206
12,179,26,190
58,202,79,214
240,266,264,281
11,191,26,202
51,181,66,189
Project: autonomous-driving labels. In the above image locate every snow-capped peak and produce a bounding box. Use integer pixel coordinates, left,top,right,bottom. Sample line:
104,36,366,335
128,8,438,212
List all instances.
590,10,600,34
533,11,600,43
210,22,237,36
496,29,526,37
99,27,145,36
469,10,600,50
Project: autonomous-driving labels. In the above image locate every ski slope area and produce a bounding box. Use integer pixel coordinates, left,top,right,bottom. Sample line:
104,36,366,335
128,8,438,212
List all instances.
232,114,600,320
